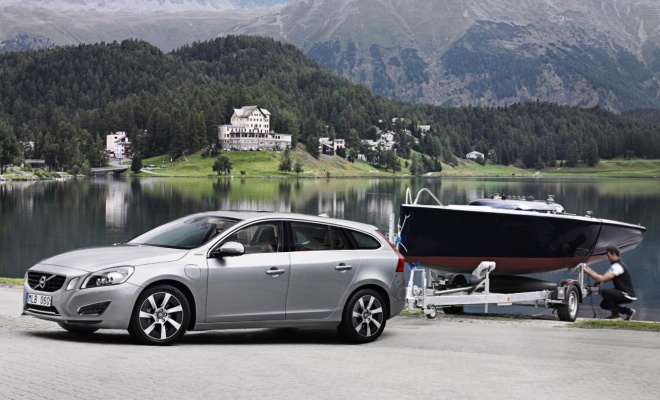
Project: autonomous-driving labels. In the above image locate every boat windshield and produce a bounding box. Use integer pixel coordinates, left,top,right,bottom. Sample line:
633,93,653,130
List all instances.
127,215,240,249
469,199,564,213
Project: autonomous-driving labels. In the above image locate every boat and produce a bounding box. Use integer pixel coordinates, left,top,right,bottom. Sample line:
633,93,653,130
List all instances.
398,189,646,275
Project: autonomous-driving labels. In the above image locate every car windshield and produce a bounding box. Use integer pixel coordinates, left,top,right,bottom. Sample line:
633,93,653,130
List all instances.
127,215,240,249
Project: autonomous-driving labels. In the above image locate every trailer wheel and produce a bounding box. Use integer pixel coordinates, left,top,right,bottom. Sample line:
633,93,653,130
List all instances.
442,306,464,315
426,305,437,319
557,285,579,322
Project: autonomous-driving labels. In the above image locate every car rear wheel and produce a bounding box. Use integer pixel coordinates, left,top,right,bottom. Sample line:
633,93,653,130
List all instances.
337,289,387,344
57,322,99,334
128,285,190,346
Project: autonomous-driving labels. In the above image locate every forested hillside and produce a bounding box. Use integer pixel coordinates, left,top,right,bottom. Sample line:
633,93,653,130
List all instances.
1,35,659,173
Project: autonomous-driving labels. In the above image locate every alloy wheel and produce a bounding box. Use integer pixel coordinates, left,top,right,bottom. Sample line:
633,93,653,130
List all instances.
137,292,185,341
351,295,384,338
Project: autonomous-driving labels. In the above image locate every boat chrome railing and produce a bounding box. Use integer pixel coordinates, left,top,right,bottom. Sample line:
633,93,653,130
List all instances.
405,187,444,206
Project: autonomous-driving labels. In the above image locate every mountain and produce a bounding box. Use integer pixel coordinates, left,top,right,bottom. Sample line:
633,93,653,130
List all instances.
0,0,290,52
2,36,659,173
1,0,660,111
0,1,289,12
219,0,660,112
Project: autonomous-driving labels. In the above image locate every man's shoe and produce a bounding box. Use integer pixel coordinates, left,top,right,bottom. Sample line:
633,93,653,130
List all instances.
604,314,622,321
625,309,636,321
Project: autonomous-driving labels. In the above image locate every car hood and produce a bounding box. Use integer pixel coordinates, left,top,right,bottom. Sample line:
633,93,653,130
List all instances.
39,245,189,272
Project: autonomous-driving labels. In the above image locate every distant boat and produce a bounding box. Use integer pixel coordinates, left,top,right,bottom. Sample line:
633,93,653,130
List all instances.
399,190,646,275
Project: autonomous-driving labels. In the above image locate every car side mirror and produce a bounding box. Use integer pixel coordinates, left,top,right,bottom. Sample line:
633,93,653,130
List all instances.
212,241,245,258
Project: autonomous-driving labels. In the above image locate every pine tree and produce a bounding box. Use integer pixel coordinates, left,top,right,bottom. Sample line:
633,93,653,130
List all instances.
0,119,22,173
566,141,579,167
279,149,292,173
131,155,143,174
294,160,304,177
410,153,423,176
584,138,600,167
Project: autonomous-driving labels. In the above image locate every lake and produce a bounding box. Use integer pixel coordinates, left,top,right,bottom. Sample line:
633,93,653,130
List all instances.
1,176,658,320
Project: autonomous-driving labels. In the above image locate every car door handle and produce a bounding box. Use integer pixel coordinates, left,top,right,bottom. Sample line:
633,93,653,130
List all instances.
335,263,352,271
266,268,286,275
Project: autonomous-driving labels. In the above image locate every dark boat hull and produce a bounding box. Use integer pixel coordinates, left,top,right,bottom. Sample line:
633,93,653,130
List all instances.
399,204,645,275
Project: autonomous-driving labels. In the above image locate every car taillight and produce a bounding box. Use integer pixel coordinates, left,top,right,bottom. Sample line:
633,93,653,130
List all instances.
377,230,405,273
395,255,405,273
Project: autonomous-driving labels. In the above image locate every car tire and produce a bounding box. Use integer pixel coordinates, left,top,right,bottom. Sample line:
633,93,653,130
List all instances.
57,322,99,334
337,288,387,344
128,284,190,346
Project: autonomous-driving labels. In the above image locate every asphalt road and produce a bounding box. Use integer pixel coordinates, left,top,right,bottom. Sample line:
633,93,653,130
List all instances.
1,285,659,400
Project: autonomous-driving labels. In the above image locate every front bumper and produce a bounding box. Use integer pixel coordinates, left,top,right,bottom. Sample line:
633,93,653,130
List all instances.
23,265,140,330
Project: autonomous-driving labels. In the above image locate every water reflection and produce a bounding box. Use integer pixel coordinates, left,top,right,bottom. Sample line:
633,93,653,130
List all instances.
1,176,658,320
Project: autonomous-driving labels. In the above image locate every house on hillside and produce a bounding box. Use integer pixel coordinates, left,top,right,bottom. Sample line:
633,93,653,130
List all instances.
357,131,398,161
319,138,345,156
106,132,131,159
466,151,484,160
218,106,292,151
361,131,396,152
417,125,430,138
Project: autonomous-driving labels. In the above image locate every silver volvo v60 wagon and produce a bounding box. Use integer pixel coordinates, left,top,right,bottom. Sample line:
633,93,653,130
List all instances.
23,211,406,345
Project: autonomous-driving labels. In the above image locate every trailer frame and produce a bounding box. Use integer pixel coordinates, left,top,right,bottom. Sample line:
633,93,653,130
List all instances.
405,261,588,321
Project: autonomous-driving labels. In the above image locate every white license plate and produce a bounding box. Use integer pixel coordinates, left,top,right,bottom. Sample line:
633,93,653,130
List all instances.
26,293,52,307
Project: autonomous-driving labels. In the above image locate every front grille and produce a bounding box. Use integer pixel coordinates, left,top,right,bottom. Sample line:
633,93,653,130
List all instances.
25,304,60,315
27,272,66,292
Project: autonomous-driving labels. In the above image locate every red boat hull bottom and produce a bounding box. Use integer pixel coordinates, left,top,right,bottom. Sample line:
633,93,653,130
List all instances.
405,256,592,275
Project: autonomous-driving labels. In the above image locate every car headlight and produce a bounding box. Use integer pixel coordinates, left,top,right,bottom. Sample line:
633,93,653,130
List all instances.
81,266,134,289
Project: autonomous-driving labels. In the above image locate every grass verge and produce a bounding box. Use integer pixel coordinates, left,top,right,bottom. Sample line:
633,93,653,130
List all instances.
570,320,660,332
0,277,23,287
532,159,660,178
138,145,390,178
402,309,660,332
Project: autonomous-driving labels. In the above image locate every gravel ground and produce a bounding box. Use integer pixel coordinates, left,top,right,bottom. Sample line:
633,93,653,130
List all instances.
2,286,659,400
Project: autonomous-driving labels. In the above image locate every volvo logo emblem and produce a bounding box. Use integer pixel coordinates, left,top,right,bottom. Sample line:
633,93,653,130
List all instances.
38,276,47,289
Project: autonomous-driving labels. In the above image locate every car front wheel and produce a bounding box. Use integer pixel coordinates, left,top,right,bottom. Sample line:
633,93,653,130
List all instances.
338,289,387,344
128,285,190,346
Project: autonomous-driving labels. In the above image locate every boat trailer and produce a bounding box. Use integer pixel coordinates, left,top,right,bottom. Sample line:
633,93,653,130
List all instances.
404,262,590,321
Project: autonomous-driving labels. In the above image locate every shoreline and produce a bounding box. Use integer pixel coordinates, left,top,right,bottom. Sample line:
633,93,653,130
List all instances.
4,171,660,180
4,156,660,180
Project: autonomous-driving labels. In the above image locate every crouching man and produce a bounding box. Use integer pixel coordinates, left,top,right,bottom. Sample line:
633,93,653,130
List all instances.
583,245,636,321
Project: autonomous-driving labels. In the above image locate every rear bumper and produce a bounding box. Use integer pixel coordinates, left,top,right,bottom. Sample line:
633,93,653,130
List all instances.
387,272,406,318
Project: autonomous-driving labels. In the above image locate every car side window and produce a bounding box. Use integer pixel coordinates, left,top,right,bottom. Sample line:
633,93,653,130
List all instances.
291,222,331,251
346,229,381,250
223,222,283,254
291,223,351,251
329,227,350,250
